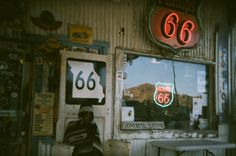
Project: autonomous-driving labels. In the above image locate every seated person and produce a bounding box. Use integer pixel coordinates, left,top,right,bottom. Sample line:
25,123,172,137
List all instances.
63,104,103,156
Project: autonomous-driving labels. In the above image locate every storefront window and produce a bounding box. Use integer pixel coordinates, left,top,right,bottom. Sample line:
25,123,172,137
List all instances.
121,53,213,130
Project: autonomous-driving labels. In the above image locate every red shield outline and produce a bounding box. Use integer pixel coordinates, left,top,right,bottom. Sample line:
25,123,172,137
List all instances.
153,82,174,108
147,0,202,53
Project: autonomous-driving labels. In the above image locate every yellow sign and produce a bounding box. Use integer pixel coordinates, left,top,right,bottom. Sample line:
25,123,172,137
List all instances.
69,24,93,45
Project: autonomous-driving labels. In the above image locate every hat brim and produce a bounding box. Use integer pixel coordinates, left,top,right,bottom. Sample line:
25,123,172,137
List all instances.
79,106,94,113
30,16,62,31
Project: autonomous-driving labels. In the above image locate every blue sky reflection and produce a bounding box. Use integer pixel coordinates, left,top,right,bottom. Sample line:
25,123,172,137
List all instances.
124,55,206,97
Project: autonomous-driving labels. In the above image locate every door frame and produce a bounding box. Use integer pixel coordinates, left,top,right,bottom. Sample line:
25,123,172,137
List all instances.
56,50,113,155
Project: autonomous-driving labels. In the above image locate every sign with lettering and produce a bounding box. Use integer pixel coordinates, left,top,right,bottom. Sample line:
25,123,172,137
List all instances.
147,0,202,53
66,59,106,105
69,24,93,45
153,82,174,108
33,92,55,136
121,121,165,130
217,27,229,122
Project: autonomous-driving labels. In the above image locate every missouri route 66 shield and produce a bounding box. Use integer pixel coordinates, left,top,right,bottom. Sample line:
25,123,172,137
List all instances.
153,82,174,108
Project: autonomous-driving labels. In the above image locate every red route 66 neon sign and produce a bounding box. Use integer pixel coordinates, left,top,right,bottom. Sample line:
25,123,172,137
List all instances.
147,6,201,53
153,82,174,108
161,12,195,45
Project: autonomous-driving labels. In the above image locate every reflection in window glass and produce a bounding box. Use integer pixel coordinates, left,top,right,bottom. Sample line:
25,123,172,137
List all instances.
122,54,209,129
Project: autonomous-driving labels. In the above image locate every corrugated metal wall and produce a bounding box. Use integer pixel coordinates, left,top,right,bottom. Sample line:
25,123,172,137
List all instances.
26,1,231,156
26,0,228,61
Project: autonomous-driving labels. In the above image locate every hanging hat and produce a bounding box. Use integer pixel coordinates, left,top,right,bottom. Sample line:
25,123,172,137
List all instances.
30,10,62,31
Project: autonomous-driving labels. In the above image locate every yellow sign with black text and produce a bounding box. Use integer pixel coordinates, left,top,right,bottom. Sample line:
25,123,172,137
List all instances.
69,24,93,45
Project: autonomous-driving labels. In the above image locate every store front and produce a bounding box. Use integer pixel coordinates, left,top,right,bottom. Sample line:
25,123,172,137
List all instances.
109,0,234,155
114,49,216,134
0,0,236,156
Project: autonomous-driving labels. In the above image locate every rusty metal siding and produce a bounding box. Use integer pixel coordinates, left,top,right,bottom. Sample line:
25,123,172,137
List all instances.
27,0,119,48
178,0,228,61
27,0,228,61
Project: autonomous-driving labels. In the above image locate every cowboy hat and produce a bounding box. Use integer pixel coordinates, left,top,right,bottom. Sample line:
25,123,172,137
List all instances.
30,10,62,31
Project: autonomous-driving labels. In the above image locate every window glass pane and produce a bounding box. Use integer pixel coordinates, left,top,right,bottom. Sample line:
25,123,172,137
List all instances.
122,54,209,130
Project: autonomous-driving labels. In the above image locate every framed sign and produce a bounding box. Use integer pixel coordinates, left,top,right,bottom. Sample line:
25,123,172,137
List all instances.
66,58,106,105
147,0,202,53
121,121,165,130
33,93,54,136
69,24,93,45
